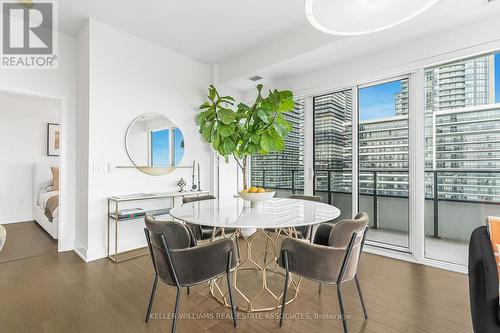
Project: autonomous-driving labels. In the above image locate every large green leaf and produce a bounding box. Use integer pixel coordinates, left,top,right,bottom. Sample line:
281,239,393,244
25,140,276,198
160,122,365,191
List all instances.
221,137,237,154
201,122,214,142
218,123,235,137
278,97,295,113
199,101,211,110
218,108,236,125
260,132,273,152
197,110,211,125
213,134,222,149
208,85,217,100
256,109,270,123
251,134,260,144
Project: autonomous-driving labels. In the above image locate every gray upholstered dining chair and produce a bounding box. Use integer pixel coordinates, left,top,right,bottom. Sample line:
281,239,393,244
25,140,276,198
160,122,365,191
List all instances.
288,194,322,241
181,195,218,240
144,215,238,333
278,212,369,333
182,195,237,241
0,224,6,251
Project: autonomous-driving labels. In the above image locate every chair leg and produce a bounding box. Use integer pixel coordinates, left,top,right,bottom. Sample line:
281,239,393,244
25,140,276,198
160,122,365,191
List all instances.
226,251,238,328
145,275,158,323
186,286,190,295
171,287,181,333
235,236,241,261
279,251,289,327
263,236,270,265
337,285,348,333
355,275,368,319
318,282,322,294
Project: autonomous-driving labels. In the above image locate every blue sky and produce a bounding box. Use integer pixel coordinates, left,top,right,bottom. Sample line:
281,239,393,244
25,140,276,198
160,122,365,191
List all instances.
151,129,169,167
151,128,184,166
359,80,401,121
496,54,500,103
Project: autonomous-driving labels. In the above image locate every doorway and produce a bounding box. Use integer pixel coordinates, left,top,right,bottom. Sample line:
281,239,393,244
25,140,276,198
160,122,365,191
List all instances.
0,91,63,263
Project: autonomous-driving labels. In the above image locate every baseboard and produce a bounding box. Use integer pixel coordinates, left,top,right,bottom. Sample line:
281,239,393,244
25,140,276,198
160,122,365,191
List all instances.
85,237,147,262
0,216,34,224
73,240,88,262
58,239,74,253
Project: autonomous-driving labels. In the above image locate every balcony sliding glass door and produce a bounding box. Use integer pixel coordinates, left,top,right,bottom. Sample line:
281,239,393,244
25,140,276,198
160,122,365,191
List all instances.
358,78,410,250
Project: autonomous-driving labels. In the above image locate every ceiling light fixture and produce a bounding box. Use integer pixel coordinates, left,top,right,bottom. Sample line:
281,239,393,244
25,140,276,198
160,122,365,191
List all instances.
305,0,441,36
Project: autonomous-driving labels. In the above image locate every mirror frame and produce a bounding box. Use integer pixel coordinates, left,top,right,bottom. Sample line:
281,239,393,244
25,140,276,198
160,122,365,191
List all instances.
125,113,185,176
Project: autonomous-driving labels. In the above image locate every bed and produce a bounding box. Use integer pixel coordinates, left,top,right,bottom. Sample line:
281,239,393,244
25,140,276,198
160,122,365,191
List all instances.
33,162,59,239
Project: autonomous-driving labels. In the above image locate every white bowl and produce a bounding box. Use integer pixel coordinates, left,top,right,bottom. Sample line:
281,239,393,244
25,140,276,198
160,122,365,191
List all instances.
238,190,276,203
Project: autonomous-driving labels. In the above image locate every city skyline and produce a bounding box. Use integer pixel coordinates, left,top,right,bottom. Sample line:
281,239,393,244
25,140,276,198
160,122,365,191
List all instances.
359,53,499,122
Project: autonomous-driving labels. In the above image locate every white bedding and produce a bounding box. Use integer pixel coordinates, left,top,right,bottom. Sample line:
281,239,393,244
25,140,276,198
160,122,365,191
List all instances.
38,190,59,219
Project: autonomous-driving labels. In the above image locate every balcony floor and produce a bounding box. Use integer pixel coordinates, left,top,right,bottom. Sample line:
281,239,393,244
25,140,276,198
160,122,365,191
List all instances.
366,228,468,266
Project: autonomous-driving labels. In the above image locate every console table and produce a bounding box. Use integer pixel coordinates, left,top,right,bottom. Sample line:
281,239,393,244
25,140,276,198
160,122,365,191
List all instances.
107,191,209,263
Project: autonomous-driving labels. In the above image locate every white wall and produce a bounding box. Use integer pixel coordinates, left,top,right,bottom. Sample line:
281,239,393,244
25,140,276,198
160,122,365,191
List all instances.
0,32,77,251
79,20,212,261
76,21,90,256
0,93,61,224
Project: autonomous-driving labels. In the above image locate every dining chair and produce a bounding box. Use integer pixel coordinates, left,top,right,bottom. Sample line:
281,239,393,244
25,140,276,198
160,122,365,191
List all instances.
0,224,6,251
288,194,322,241
144,215,238,333
263,195,323,265
277,212,369,333
182,195,217,240
181,195,237,240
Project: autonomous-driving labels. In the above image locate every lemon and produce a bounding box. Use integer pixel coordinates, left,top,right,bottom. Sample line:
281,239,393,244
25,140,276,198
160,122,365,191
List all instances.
257,188,266,193
240,189,249,193
249,187,258,193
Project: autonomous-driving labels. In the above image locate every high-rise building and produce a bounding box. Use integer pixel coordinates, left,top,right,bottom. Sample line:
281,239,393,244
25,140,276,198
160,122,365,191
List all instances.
395,79,409,116
313,91,352,191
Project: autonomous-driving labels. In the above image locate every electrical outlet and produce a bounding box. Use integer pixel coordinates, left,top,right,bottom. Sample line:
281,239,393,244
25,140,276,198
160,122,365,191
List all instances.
19,197,25,204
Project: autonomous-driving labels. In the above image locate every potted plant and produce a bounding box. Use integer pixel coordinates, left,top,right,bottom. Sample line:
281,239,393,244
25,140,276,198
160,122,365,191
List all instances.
197,84,295,194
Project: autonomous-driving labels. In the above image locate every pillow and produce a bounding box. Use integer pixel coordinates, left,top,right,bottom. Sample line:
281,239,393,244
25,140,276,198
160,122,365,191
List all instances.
51,167,59,191
39,180,53,193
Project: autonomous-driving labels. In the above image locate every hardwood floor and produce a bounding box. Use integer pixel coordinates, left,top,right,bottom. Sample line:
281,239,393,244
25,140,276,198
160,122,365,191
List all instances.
0,246,472,332
0,221,57,264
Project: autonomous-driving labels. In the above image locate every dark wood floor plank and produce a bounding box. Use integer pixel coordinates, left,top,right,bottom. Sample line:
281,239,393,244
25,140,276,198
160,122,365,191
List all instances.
0,245,472,333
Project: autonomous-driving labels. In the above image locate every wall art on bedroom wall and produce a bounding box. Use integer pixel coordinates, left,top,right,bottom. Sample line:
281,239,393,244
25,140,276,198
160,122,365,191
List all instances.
47,123,61,156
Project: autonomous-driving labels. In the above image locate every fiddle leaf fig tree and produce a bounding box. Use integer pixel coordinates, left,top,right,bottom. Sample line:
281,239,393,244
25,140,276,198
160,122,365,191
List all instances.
197,84,294,190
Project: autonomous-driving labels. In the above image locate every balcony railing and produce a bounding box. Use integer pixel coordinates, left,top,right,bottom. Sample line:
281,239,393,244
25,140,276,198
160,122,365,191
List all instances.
251,168,500,240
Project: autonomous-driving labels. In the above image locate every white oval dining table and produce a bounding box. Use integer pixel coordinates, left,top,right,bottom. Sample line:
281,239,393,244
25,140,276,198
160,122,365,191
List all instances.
170,197,340,312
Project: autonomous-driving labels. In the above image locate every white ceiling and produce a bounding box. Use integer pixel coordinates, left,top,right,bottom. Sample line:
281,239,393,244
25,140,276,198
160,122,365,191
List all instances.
57,0,500,90
58,0,327,64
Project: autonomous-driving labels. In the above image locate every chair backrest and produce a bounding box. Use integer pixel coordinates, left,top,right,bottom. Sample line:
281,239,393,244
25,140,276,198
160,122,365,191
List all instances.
329,212,369,283
182,194,216,204
144,215,194,285
0,225,6,251
289,194,322,202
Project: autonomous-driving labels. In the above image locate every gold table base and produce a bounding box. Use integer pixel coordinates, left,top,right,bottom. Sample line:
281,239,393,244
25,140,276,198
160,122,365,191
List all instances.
209,227,302,313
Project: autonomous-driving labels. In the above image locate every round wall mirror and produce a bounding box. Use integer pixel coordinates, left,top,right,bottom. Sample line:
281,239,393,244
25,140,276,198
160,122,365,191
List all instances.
125,113,185,176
